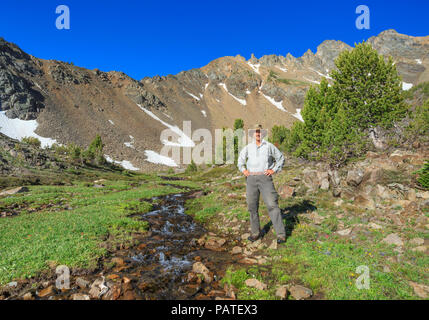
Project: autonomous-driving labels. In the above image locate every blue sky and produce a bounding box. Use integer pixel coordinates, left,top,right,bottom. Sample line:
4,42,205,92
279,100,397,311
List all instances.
1,0,428,79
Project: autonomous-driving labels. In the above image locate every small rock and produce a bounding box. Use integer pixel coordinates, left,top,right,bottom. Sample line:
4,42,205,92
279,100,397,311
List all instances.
346,169,364,187
412,245,427,253
7,281,18,287
382,233,403,246
337,228,352,236
268,240,278,250
409,238,424,246
192,262,212,284
239,257,258,264
320,179,330,190
75,277,90,289
0,186,29,196
38,285,55,298
409,281,429,299
368,222,382,230
290,285,313,300
279,185,295,199
231,246,242,254
224,283,237,299
23,292,33,300
245,278,267,290
89,277,109,299
111,257,125,266
241,233,250,240
275,285,288,299
72,293,90,300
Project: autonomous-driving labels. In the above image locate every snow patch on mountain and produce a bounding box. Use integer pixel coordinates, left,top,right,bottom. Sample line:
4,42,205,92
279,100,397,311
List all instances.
247,62,261,74
402,82,413,90
262,94,286,112
294,108,304,122
185,90,200,101
137,104,195,147
218,83,247,106
104,155,139,171
144,150,178,167
0,111,57,148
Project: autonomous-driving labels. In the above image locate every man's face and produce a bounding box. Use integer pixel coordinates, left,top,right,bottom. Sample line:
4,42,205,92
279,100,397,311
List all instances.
254,130,261,141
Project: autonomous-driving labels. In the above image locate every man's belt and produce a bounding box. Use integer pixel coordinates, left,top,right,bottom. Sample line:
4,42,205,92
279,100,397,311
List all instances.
248,171,266,175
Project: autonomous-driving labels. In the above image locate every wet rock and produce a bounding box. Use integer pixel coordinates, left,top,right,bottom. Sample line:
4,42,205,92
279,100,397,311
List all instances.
382,233,403,246
275,285,288,299
239,257,258,264
244,278,267,290
192,262,212,284
290,285,313,300
37,285,55,298
89,277,109,299
71,293,90,300
75,277,90,289
204,237,226,251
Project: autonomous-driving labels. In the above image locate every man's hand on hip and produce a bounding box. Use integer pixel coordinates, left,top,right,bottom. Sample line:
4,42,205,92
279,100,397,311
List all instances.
264,169,274,176
243,170,250,177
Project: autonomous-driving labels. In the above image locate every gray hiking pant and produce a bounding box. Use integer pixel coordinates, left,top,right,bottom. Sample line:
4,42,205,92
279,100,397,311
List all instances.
246,175,286,238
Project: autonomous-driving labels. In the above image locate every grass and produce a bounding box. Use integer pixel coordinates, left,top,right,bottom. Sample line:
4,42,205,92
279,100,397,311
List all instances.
0,175,195,285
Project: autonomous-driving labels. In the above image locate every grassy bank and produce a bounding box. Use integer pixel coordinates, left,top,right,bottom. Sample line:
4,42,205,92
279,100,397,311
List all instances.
0,173,197,285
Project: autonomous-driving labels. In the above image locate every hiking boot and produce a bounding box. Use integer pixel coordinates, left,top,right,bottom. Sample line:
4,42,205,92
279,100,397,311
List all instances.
247,232,262,242
277,237,286,244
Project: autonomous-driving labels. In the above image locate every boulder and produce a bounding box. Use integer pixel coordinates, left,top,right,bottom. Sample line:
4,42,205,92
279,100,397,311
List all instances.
346,169,364,187
382,233,403,246
289,285,313,300
275,285,288,299
0,186,29,196
192,262,212,284
244,278,267,290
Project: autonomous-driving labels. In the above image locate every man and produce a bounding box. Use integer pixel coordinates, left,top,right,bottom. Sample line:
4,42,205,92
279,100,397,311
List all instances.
237,124,286,244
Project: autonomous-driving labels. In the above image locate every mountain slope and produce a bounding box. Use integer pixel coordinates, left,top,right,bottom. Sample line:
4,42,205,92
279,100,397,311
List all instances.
0,29,428,171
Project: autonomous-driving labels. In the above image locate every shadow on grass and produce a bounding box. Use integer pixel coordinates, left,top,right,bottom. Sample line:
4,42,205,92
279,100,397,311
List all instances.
261,199,317,240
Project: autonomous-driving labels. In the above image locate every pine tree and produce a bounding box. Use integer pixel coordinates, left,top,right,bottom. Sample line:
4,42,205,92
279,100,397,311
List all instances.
331,42,406,130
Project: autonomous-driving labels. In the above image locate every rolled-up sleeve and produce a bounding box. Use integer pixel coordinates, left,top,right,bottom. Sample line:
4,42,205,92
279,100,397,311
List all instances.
237,146,248,172
271,144,285,173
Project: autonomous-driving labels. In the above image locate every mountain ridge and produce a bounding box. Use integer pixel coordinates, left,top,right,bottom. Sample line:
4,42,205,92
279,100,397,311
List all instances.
0,29,428,171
